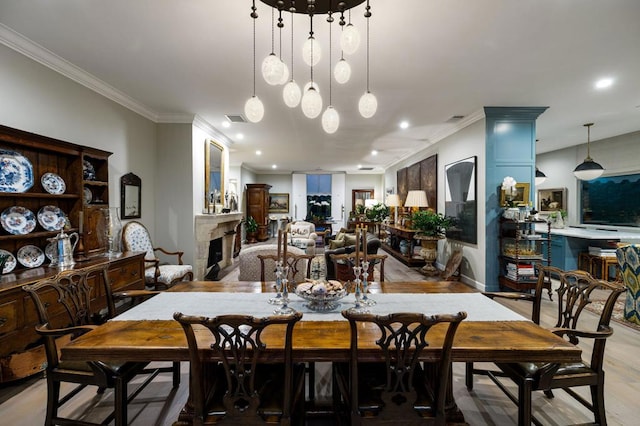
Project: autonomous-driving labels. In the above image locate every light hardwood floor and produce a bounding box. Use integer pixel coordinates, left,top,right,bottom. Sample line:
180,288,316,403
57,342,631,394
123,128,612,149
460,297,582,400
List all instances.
1,241,637,425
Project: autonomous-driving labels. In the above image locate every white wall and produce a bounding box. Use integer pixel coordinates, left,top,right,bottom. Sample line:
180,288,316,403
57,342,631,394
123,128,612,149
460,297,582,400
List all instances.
384,120,487,287
0,44,158,234
537,130,640,227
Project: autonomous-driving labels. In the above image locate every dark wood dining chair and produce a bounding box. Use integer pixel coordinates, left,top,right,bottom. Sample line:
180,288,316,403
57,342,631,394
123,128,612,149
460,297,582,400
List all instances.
334,310,467,425
22,264,178,426
466,265,625,425
329,252,387,282
257,252,314,285
173,311,305,426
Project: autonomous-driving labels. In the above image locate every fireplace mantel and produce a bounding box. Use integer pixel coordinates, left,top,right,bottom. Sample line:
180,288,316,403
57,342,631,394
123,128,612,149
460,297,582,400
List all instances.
194,213,243,280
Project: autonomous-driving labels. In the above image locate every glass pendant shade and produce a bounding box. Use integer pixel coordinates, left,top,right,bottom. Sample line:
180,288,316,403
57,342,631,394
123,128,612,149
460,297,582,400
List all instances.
358,91,378,118
334,59,351,84
340,23,360,55
574,159,604,180
302,36,322,66
303,81,320,93
244,95,264,123
301,87,323,118
262,53,285,86
321,106,340,134
279,62,290,85
282,80,301,108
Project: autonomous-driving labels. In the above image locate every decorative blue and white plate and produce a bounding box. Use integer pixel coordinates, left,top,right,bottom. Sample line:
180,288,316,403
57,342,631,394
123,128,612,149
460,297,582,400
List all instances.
1,206,37,235
41,172,66,195
0,150,34,193
17,245,45,268
84,187,93,204
37,205,67,231
0,249,17,274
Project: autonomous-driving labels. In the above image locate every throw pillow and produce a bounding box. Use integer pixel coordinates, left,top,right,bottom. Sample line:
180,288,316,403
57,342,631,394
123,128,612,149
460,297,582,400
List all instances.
335,231,346,241
329,240,345,250
343,233,357,246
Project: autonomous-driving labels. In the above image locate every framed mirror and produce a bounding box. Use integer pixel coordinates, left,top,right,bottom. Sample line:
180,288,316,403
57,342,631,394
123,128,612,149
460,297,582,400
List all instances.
352,189,374,213
205,139,225,210
120,172,141,219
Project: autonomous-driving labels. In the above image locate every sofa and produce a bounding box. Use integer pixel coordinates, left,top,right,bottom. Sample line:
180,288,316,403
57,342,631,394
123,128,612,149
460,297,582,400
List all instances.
324,229,381,280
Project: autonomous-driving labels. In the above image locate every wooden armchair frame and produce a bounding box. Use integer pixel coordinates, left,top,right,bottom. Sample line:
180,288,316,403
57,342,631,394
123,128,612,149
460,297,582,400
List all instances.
329,253,387,282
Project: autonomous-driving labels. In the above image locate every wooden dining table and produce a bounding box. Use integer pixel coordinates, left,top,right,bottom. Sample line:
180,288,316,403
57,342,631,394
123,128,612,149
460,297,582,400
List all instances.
60,280,581,423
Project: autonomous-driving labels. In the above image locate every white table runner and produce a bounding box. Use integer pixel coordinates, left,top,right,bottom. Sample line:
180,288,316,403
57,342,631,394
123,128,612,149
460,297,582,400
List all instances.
113,292,527,322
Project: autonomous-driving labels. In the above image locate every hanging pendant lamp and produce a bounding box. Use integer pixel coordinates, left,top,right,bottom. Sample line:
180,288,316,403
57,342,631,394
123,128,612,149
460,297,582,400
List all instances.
358,1,377,118
282,7,301,107
322,12,340,134
262,8,286,86
340,10,360,55
573,123,604,180
245,2,264,123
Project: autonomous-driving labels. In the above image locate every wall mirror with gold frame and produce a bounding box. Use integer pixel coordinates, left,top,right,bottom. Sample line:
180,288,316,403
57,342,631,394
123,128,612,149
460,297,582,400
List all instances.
205,139,225,210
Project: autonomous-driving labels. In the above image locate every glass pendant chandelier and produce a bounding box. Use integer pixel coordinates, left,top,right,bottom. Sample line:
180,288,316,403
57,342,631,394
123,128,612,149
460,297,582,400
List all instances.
245,2,264,123
573,123,605,180
340,10,360,55
282,7,301,107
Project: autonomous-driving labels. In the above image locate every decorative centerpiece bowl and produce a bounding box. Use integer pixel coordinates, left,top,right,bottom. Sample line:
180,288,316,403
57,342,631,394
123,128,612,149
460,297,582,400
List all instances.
295,280,348,312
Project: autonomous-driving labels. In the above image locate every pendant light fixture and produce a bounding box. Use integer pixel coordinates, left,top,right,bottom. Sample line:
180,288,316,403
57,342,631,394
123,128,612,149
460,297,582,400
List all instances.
535,168,547,185
261,8,286,86
302,10,321,66
282,5,301,108
340,9,361,55
277,8,290,85
301,12,322,118
358,1,377,118
573,123,604,180
245,1,265,123
322,11,340,134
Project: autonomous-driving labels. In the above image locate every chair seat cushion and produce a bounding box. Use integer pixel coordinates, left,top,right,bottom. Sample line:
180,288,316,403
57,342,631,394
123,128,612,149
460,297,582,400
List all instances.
144,264,192,285
497,360,594,389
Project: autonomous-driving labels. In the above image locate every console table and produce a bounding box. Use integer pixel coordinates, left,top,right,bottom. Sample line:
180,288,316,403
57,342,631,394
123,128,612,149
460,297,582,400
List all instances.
0,251,145,383
380,224,425,267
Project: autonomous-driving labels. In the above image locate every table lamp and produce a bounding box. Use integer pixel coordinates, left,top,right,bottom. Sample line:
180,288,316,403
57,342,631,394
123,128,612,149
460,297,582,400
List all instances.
386,194,401,224
404,190,429,212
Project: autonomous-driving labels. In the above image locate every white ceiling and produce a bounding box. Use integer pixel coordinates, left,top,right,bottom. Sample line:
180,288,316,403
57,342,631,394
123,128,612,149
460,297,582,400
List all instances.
1,0,639,174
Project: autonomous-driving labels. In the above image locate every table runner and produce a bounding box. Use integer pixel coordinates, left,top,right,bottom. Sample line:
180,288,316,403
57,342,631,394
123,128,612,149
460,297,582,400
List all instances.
113,292,527,322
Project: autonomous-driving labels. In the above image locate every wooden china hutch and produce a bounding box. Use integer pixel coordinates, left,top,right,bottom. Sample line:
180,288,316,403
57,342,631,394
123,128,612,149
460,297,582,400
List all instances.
245,183,271,242
0,125,145,383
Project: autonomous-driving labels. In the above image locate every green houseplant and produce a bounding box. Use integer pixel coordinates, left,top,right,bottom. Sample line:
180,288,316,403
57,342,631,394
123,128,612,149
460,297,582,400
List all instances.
365,203,390,222
245,216,259,243
411,210,455,238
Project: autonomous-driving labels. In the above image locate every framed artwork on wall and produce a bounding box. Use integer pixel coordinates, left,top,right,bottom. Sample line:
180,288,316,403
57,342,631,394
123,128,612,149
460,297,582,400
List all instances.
420,155,437,210
538,187,567,213
268,193,289,213
445,156,477,244
500,182,530,207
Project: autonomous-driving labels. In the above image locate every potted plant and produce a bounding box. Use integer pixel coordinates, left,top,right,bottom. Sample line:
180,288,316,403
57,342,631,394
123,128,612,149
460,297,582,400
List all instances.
365,202,390,223
245,216,259,244
410,210,456,276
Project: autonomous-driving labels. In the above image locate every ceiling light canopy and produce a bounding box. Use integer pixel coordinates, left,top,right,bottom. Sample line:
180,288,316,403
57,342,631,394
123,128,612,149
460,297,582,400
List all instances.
574,123,604,180
249,0,375,131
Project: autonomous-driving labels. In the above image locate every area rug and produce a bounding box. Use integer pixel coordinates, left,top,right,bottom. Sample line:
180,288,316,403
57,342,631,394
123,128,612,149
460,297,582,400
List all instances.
584,297,640,333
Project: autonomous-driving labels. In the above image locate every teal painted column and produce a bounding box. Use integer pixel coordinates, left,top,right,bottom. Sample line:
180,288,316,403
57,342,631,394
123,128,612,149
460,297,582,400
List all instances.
485,107,548,291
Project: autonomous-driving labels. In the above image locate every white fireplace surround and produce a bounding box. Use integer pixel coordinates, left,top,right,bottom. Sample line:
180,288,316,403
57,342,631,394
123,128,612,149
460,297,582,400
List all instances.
194,213,243,280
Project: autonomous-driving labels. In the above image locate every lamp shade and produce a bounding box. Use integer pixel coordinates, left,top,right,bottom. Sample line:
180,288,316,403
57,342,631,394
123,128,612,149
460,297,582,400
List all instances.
535,168,547,185
574,159,604,180
404,190,429,208
386,194,401,207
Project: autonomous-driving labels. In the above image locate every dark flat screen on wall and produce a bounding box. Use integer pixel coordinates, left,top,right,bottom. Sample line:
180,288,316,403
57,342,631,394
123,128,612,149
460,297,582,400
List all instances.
581,172,640,227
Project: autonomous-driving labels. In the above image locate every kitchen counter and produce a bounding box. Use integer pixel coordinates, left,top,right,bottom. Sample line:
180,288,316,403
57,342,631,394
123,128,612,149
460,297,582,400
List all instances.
535,224,640,241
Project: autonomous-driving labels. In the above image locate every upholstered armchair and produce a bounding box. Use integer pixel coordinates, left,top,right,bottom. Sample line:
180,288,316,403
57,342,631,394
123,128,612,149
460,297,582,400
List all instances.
121,221,193,290
286,221,317,255
617,244,640,325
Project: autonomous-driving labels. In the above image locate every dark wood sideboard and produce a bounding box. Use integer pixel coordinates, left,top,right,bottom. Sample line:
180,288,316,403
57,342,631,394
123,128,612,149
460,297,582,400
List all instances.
0,251,146,383
380,224,426,267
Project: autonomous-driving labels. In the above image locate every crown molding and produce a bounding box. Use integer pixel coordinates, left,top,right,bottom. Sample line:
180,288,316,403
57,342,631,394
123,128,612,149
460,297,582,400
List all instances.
0,23,161,122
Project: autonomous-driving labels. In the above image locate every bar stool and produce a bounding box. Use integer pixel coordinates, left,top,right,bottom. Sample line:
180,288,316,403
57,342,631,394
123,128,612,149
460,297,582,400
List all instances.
578,252,593,274
590,255,619,281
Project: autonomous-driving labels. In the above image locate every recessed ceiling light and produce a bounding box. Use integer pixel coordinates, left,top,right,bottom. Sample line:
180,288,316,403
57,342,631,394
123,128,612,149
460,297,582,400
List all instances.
371,150,378,156
272,164,277,169
399,121,409,129
221,121,231,128
595,78,614,89
256,150,262,155
236,133,244,140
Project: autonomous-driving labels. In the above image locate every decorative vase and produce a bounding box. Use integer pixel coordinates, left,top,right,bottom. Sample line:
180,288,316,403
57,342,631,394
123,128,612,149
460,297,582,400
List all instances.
399,240,410,256
102,207,122,257
416,235,442,276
